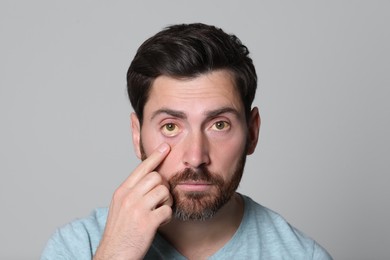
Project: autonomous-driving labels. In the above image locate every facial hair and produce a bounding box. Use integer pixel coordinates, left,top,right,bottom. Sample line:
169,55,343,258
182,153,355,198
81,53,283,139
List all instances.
140,139,247,221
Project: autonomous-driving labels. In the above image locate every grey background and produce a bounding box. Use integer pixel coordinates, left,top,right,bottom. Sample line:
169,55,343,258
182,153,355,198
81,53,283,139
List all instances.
1,1,389,259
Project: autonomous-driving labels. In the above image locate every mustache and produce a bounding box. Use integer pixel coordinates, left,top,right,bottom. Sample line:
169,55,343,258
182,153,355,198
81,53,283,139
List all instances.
168,167,224,189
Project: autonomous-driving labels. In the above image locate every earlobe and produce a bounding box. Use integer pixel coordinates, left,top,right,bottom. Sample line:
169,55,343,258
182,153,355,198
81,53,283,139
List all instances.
247,107,261,155
131,113,142,159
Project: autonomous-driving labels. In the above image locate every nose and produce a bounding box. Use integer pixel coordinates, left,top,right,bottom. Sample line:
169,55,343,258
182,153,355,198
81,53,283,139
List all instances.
182,131,210,168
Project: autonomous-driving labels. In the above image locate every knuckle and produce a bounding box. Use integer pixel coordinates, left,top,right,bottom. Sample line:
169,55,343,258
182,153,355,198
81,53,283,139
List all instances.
162,205,173,215
112,187,125,201
157,205,173,221
143,171,162,187
121,192,137,210
150,171,163,182
156,184,169,197
166,195,173,207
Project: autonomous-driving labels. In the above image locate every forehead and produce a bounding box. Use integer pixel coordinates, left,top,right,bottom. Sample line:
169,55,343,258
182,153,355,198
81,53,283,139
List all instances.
144,70,244,116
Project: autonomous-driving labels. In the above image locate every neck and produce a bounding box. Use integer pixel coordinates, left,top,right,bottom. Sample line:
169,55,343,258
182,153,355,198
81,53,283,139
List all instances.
158,193,244,259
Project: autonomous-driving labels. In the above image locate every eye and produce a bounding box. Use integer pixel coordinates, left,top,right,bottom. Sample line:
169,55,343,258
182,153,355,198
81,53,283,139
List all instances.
211,121,230,131
161,123,180,136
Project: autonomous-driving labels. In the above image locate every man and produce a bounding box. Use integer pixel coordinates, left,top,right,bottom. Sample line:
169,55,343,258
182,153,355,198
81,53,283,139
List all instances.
42,23,332,259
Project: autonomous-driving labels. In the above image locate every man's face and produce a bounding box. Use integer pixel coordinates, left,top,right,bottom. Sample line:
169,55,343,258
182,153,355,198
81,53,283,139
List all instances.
131,70,259,221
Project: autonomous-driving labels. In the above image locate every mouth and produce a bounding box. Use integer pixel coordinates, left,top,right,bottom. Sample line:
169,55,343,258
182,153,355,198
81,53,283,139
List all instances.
175,181,213,192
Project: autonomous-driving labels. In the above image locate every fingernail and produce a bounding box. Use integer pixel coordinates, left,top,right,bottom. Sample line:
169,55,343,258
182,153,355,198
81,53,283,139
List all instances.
158,143,169,153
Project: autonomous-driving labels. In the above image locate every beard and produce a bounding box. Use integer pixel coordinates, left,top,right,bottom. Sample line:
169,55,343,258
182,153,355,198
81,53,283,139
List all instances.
140,139,247,221
168,160,245,221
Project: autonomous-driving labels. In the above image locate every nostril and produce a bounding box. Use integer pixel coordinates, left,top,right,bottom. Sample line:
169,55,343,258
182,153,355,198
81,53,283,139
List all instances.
182,147,210,168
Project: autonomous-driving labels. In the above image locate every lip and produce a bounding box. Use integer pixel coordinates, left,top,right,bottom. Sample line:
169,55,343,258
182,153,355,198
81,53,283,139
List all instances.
176,182,213,192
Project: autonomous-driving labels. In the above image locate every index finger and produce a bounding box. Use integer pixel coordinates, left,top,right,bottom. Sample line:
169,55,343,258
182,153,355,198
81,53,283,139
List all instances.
122,143,170,188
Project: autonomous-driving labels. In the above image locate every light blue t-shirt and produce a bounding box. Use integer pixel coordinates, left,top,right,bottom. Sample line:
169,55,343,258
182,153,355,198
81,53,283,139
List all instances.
41,195,332,259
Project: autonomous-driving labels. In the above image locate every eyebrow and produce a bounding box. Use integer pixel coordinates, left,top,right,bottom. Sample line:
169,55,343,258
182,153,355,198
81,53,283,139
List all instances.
151,109,187,120
204,107,240,118
150,107,240,121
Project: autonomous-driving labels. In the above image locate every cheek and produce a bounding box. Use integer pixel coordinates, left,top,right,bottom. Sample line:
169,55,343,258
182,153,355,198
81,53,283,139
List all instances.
142,136,181,159
141,128,167,154
157,142,183,172
211,135,246,174
140,129,182,177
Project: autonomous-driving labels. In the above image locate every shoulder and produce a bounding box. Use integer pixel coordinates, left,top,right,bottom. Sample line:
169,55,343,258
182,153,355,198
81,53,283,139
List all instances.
240,195,333,259
41,208,108,260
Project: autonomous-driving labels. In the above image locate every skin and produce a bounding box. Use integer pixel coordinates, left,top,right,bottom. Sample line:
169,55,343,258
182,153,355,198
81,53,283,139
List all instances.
93,143,173,260
94,70,260,260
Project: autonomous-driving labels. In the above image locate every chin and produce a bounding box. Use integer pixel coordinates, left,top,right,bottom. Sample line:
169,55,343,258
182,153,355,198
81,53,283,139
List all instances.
171,189,233,221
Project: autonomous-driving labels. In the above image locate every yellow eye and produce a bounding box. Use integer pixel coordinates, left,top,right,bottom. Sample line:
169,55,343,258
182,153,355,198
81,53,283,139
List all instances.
161,123,180,136
212,121,230,131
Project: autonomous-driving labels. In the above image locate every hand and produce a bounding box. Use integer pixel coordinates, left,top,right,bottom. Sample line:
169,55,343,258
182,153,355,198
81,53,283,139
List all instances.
94,143,172,260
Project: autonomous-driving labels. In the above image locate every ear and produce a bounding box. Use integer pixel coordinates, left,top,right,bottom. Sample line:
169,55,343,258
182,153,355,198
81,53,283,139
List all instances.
131,113,142,159
246,107,261,155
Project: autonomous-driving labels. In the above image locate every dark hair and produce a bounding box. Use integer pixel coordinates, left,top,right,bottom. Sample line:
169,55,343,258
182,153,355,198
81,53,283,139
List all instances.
127,23,257,124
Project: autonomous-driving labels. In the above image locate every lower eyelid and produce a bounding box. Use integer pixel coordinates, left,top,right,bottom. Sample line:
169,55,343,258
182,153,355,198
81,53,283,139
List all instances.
161,130,178,136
